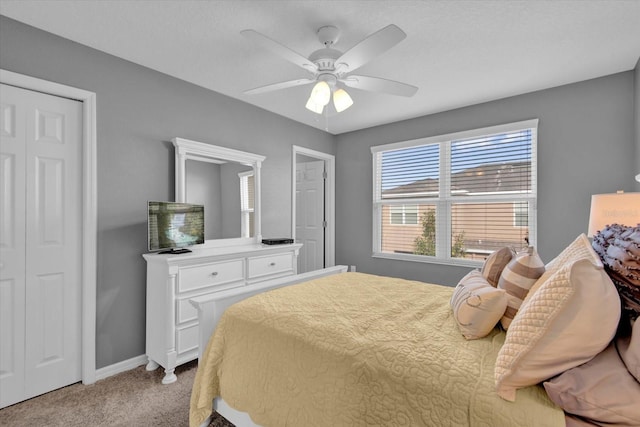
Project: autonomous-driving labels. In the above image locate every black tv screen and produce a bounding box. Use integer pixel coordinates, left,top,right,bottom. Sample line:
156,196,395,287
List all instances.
148,201,205,252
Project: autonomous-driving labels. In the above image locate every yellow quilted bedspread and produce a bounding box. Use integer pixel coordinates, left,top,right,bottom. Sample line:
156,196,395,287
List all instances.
190,272,564,427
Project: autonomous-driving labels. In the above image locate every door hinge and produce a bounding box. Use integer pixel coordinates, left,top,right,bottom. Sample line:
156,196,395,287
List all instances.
322,171,327,179
323,220,327,228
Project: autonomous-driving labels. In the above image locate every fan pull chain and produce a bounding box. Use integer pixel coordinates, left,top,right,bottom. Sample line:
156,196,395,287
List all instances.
325,107,329,132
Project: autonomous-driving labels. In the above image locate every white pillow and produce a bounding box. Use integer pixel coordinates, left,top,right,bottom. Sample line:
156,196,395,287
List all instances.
450,270,508,340
495,244,620,402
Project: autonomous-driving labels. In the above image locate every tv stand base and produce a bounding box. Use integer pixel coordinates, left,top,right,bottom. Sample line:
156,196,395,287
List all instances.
158,248,191,254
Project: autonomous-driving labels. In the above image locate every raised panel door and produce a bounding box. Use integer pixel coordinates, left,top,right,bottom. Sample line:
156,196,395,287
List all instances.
0,85,27,407
295,160,325,273
0,83,82,407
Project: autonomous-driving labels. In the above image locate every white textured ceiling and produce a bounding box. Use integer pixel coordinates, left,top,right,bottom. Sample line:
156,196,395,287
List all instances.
2,0,640,135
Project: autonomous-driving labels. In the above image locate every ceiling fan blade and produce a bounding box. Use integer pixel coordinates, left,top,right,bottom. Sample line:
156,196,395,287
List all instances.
241,29,318,73
335,24,406,73
342,75,418,97
244,78,315,95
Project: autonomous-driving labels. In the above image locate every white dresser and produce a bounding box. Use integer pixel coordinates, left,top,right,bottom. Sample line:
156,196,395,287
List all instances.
142,243,302,384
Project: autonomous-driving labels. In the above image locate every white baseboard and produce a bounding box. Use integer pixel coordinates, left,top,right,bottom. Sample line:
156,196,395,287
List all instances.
94,354,148,381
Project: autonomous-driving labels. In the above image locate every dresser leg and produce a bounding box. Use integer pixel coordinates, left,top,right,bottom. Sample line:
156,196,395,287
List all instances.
162,368,177,384
145,358,160,371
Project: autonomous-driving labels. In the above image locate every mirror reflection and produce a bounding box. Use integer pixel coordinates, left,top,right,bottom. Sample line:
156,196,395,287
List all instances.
185,159,254,240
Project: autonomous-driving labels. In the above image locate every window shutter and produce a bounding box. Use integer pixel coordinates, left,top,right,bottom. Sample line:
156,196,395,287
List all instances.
450,130,532,196
378,144,440,200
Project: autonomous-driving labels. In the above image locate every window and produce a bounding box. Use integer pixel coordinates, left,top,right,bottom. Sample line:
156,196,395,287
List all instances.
239,171,255,238
371,119,537,266
389,205,418,225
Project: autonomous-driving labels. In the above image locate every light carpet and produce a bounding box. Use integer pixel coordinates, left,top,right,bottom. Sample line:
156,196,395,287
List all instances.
0,360,234,427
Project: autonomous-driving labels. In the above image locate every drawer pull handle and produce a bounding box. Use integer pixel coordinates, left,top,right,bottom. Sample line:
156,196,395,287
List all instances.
211,272,218,276
269,262,276,266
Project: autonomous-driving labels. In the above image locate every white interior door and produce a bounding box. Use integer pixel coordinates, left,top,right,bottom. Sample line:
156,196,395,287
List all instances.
295,160,325,273
0,83,82,407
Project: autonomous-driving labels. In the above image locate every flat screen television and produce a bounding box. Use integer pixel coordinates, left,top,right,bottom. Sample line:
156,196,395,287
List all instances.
148,201,205,254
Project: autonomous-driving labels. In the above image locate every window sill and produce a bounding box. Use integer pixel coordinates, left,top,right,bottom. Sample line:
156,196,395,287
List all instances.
372,251,482,268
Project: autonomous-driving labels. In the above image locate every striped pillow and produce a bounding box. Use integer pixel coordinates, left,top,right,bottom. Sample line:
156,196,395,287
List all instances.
498,247,545,330
481,246,515,287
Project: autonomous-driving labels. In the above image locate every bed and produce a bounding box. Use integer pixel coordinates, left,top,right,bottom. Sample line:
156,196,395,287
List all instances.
189,230,640,427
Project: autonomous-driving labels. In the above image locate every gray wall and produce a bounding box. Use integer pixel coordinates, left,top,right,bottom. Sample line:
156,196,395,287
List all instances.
0,16,335,368
335,72,636,287
2,14,638,369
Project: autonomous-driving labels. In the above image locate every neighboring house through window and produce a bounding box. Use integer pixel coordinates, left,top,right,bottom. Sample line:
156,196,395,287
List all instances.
390,204,418,225
371,119,538,266
513,201,529,227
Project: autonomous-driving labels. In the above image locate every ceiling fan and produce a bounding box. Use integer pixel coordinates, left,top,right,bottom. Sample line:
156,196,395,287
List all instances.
241,24,418,114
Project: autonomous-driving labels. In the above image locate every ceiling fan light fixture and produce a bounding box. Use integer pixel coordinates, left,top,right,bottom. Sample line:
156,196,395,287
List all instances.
333,88,353,112
309,81,331,106
305,96,324,114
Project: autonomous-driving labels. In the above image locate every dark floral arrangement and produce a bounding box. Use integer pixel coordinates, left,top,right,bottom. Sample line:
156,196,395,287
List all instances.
592,224,640,331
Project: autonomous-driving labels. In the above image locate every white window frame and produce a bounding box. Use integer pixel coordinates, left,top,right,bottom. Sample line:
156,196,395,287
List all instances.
371,119,538,267
239,170,254,238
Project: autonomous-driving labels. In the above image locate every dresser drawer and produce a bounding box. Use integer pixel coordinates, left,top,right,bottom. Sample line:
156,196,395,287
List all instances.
248,252,294,280
176,297,198,324
176,323,198,355
176,279,243,325
178,260,244,293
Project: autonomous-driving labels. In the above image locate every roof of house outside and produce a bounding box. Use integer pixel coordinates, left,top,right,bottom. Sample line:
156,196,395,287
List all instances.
382,161,531,198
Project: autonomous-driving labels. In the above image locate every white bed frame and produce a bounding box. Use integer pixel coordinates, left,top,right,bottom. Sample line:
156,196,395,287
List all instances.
190,265,349,427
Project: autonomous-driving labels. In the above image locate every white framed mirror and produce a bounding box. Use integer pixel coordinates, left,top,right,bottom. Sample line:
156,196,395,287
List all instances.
172,137,265,246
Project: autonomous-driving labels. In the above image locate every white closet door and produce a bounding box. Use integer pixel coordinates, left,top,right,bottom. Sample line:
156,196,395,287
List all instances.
0,85,28,406
0,83,82,407
295,160,325,273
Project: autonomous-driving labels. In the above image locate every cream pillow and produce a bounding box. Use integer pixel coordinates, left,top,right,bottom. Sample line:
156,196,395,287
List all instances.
544,234,603,272
495,256,620,402
497,247,545,329
530,233,603,297
481,246,515,287
450,270,508,340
